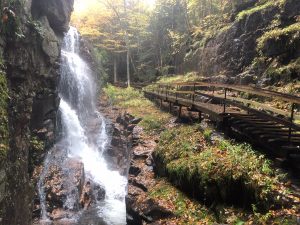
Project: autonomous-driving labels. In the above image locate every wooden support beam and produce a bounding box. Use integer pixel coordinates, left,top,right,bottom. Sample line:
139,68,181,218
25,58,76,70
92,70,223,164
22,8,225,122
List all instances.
178,106,182,118
223,88,227,113
199,111,202,123
288,103,296,144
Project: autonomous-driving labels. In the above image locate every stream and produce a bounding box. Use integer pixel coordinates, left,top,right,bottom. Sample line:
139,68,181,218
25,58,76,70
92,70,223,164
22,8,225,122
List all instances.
37,27,127,225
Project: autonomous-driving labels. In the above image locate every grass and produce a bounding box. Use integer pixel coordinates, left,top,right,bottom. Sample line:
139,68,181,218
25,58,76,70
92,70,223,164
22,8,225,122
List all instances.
155,126,280,204
149,179,217,224
156,72,200,84
103,84,170,133
154,125,299,223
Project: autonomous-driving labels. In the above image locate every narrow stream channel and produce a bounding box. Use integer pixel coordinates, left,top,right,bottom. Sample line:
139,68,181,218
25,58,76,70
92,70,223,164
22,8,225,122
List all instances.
38,27,127,225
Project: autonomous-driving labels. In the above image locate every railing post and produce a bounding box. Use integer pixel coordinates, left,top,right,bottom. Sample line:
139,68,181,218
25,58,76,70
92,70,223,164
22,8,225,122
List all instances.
198,111,202,123
288,103,296,144
223,88,227,113
178,106,182,118
166,85,168,99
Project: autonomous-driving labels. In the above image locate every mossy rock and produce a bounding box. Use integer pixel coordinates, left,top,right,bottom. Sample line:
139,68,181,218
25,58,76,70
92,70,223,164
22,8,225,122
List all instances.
0,69,9,160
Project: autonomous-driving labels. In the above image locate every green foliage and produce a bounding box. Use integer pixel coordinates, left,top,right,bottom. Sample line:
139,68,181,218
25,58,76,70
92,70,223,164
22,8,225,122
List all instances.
264,58,300,83
140,115,165,132
29,136,44,152
155,126,287,209
149,180,216,223
257,22,300,53
186,14,230,61
103,85,171,132
28,134,45,174
157,72,200,83
27,19,44,37
236,1,274,21
103,84,145,105
203,128,213,142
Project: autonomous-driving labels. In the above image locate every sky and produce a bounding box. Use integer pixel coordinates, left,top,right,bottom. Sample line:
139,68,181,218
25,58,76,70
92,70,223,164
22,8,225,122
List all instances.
74,0,156,13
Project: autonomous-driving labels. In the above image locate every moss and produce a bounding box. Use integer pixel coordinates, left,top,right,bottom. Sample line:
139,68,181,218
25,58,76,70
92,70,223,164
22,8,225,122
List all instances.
156,72,200,84
257,22,300,53
155,126,289,209
149,179,217,224
28,135,45,174
237,1,274,21
0,63,9,160
185,14,231,61
264,58,300,83
203,128,213,142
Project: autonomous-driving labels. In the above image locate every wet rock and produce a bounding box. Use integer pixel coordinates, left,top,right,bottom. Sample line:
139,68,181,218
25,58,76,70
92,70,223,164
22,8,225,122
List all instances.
141,199,174,222
51,209,74,220
80,181,93,210
42,159,85,214
130,118,142,125
94,185,106,201
130,179,148,192
126,196,143,225
145,156,153,167
127,124,136,132
111,137,122,147
125,113,135,123
129,166,141,176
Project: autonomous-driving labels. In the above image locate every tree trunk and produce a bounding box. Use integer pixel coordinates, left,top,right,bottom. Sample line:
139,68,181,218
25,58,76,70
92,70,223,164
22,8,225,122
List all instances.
127,49,130,87
113,55,117,83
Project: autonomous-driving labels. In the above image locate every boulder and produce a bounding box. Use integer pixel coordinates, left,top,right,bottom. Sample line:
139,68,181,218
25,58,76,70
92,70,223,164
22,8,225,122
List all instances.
42,159,85,214
32,0,74,33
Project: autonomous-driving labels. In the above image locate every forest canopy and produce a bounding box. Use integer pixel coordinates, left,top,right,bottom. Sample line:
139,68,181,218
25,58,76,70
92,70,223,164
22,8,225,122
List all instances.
72,0,300,86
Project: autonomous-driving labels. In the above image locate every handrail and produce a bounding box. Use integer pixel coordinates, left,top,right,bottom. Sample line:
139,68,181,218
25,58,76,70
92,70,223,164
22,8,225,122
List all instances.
157,82,300,105
144,88,300,132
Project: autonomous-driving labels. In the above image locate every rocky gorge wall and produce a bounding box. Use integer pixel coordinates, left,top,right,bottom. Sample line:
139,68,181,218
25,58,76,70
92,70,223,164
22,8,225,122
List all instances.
191,0,300,86
0,0,74,224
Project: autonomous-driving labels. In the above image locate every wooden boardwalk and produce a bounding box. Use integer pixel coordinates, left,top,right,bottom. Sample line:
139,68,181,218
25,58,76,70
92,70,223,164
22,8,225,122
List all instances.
143,82,300,168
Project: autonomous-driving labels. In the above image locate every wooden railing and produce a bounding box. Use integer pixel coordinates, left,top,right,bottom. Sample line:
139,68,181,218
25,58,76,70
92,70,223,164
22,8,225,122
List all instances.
144,82,300,134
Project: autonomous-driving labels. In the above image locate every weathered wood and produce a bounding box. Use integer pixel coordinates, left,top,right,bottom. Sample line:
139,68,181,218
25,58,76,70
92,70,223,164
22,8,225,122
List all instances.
159,82,300,104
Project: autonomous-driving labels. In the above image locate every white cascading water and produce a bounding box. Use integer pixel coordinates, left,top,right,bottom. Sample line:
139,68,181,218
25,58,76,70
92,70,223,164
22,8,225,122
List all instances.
39,27,127,225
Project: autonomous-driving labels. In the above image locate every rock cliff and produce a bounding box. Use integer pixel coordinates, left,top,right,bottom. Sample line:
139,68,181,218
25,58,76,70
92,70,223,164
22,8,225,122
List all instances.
0,0,74,224
191,0,300,86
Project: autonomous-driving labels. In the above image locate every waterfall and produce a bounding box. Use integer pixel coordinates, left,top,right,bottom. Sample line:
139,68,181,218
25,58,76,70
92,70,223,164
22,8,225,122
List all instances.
38,27,127,225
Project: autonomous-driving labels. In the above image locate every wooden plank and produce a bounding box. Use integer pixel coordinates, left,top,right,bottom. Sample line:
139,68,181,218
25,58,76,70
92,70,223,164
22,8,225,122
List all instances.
145,90,300,131
213,93,300,120
259,133,300,139
160,82,300,104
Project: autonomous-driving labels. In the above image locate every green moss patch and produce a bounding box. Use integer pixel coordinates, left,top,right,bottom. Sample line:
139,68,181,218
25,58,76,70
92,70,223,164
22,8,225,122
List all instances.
236,0,281,21
264,58,300,83
0,64,9,160
104,85,299,223
257,22,300,54
149,179,217,224
153,125,299,222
